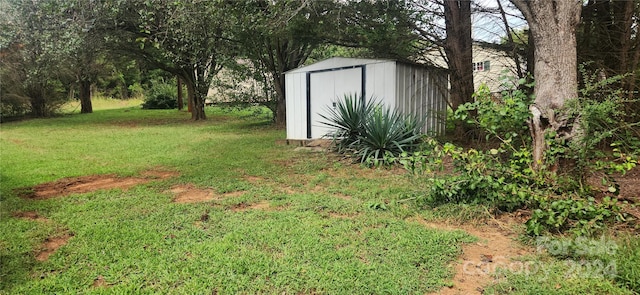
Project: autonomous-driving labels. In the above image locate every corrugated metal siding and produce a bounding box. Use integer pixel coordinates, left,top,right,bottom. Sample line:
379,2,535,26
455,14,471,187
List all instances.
395,63,447,136
285,58,447,140
286,57,393,74
364,62,396,108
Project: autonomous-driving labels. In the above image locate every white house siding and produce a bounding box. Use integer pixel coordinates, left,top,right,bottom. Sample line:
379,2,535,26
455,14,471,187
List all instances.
425,43,520,93
472,46,518,92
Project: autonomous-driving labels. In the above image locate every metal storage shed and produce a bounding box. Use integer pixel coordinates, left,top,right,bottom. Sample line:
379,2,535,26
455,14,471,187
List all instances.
285,57,448,140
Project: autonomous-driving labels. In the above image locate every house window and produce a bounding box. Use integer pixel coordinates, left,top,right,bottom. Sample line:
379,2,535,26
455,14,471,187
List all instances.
473,61,490,72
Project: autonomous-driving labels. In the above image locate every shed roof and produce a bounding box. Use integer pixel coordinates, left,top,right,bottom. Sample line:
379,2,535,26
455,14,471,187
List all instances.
285,57,395,74
286,57,447,75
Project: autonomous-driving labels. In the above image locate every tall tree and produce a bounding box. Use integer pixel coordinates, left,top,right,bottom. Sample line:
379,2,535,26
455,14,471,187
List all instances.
511,0,583,169
57,0,109,114
443,0,474,137
579,0,640,101
112,0,228,120
0,0,71,117
412,0,475,138
329,0,420,60
223,0,326,126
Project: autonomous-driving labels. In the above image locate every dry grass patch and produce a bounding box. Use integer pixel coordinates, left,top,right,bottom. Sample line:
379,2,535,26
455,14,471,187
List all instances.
230,200,272,212
169,184,246,203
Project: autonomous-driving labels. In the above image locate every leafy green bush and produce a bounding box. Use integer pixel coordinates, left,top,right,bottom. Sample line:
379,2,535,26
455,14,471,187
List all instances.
0,93,31,120
526,197,624,236
401,78,637,236
455,82,533,142
142,79,178,109
321,95,423,165
403,140,537,212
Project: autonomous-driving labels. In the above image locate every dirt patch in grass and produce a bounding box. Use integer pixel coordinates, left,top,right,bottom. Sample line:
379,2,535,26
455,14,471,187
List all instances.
35,232,74,262
18,169,178,199
170,184,215,203
140,169,180,179
12,211,49,223
410,216,530,295
92,276,109,288
244,176,265,184
231,200,271,212
169,184,245,203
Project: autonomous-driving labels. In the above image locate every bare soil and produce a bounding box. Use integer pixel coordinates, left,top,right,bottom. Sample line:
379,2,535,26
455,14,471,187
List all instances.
35,232,74,262
168,184,246,203
230,200,271,212
409,215,531,295
92,275,108,288
18,169,178,199
12,211,49,223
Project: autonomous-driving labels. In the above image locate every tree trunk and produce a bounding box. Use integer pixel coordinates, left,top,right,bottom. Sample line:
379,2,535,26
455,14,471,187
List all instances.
185,80,202,121
512,0,582,170
443,0,474,139
79,79,93,114
30,90,47,117
273,74,286,127
184,75,206,120
177,77,184,110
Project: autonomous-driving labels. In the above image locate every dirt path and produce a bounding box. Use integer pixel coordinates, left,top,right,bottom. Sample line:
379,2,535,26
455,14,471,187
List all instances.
408,216,531,295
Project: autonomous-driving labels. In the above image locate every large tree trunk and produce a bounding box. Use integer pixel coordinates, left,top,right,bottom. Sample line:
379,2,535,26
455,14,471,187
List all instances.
273,75,286,127
185,79,206,120
30,89,47,117
443,0,474,139
180,69,207,120
512,0,582,170
79,79,93,114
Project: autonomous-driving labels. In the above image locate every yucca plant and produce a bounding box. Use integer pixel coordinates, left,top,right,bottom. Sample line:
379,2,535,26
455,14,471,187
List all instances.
356,106,423,162
321,94,424,164
320,94,377,153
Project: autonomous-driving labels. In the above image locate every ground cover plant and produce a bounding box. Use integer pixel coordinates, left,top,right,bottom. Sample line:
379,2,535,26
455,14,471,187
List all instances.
0,103,475,294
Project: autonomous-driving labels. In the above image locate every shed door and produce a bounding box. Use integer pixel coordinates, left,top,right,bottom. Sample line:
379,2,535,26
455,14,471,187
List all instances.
309,67,363,138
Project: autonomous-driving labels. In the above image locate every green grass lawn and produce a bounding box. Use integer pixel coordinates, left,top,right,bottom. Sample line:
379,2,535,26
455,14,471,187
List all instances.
2,102,638,295
0,104,472,294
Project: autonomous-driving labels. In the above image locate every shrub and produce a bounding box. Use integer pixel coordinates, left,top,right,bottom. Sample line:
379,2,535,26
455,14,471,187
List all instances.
455,82,533,142
0,93,31,121
142,79,178,109
357,106,423,164
320,94,376,153
402,77,637,236
321,94,423,165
